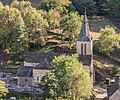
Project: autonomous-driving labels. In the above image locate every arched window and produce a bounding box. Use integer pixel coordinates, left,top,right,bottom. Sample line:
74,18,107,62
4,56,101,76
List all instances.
81,43,83,55
84,44,87,55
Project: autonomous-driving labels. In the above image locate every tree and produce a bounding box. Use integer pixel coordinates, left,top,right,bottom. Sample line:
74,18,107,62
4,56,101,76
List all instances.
0,2,3,10
40,72,58,99
12,1,48,45
47,9,61,30
10,25,28,62
0,81,8,98
24,8,48,45
67,3,76,13
11,0,49,46
0,6,22,47
61,12,82,49
10,0,19,8
13,0,33,16
42,55,92,100
99,27,120,54
108,0,120,19
72,0,98,15
39,0,71,12
94,0,110,14
0,5,28,62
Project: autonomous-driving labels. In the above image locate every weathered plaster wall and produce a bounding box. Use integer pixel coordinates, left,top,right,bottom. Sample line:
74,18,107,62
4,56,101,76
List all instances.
18,77,34,86
76,41,93,55
33,69,50,84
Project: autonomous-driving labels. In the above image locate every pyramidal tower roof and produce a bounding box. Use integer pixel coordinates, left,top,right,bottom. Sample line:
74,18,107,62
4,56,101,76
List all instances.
78,9,91,41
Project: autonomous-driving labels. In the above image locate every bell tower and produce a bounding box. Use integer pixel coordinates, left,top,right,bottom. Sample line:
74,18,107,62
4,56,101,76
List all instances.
76,9,92,55
76,9,94,84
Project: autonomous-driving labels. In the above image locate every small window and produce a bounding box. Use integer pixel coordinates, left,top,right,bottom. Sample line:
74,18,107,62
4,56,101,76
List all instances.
84,44,87,55
81,43,83,55
25,78,27,82
37,76,39,82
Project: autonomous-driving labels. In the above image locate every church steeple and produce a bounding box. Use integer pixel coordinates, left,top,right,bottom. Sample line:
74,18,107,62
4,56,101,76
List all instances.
78,9,91,41
76,9,93,55
76,9,94,84
84,8,88,23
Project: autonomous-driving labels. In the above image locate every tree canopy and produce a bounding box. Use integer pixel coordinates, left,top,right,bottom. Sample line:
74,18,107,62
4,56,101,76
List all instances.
61,12,82,48
72,0,98,15
0,5,28,61
11,1,49,45
99,27,120,54
0,1,50,62
0,81,8,98
47,9,61,30
39,0,71,11
41,54,93,99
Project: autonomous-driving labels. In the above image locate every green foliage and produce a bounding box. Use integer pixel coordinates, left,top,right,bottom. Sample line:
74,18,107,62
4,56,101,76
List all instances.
107,0,120,12
72,0,98,15
95,0,120,19
61,12,82,49
11,0,33,19
0,1,50,62
67,3,76,13
47,9,61,30
39,0,71,11
10,0,19,8
47,54,92,99
40,72,58,99
99,27,120,54
0,2,3,10
10,25,28,62
99,81,109,89
24,9,48,44
95,0,110,14
38,0,71,31
39,45,56,53
11,0,49,45
0,4,28,62
109,66,120,78
6,91,30,100
2,0,120,20
94,60,104,68
0,81,8,98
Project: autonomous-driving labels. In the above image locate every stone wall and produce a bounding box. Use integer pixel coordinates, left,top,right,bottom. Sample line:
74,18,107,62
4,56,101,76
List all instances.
76,41,93,55
24,61,39,67
18,77,34,86
33,69,50,84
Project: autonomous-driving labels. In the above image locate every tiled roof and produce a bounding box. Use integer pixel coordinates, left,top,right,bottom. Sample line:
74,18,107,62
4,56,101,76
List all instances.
17,67,33,77
25,52,61,69
25,52,61,63
25,52,92,68
107,77,120,97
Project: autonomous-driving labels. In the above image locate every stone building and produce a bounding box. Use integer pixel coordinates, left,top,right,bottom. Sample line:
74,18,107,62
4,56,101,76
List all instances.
17,10,94,86
17,52,60,86
17,67,34,86
76,10,94,83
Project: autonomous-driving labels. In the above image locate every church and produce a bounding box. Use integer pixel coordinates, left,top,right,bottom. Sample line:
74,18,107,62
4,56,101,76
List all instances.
17,10,94,86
